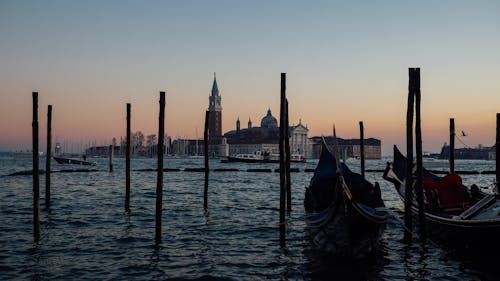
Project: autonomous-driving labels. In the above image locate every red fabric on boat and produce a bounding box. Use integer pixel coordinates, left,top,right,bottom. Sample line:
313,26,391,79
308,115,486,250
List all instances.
436,174,467,209
423,177,439,209
422,173,469,211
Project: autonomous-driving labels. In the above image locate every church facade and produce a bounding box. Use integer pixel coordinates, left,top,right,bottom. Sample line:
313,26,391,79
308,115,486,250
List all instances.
223,109,309,157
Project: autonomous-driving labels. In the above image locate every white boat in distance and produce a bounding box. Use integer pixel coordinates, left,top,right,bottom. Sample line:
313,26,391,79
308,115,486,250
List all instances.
221,151,306,163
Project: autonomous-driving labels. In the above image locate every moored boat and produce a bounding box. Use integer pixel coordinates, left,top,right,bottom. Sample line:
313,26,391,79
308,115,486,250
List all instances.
383,145,500,251
304,141,387,259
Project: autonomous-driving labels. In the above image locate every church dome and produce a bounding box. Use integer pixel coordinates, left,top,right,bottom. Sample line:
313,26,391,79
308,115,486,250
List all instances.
260,109,278,128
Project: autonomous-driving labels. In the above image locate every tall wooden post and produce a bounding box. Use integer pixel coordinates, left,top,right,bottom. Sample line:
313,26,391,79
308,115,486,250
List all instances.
404,68,415,243
125,103,131,212
450,118,455,173
32,92,40,242
109,144,113,172
359,121,365,178
285,99,291,212
155,92,166,244
413,68,426,239
496,113,499,192
204,110,209,210
279,73,286,244
45,105,52,209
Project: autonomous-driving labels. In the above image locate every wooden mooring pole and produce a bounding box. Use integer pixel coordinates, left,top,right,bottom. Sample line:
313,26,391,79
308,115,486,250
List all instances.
404,69,415,243
279,73,287,243
155,91,166,244
413,68,426,240
285,99,291,212
109,144,113,172
204,110,209,210
496,113,499,192
125,103,131,212
359,121,365,178
45,105,52,209
450,118,455,174
32,92,40,242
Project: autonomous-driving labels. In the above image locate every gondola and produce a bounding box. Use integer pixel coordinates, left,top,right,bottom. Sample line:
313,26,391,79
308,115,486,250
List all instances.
383,145,500,251
304,141,387,259
53,156,96,166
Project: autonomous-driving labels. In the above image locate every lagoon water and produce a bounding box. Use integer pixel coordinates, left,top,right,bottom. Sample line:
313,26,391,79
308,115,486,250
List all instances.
0,154,498,280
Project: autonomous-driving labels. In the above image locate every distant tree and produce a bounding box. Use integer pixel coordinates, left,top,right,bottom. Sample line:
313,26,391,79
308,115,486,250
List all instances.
146,134,157,147
130,131,144,156
132,131,144,147
146,134,157,157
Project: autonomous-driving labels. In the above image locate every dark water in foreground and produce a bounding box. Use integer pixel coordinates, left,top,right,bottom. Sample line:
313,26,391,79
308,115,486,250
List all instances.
0,155,498,280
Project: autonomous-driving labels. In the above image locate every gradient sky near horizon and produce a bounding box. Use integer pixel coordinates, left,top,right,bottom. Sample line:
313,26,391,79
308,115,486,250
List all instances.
1,0,499,155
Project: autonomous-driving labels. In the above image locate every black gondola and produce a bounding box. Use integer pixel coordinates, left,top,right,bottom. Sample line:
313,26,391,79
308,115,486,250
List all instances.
304,141,387,259
383,145,500,251
53,156,96,166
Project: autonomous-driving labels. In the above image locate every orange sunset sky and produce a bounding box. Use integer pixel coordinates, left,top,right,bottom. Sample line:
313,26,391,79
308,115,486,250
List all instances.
1,1,499,155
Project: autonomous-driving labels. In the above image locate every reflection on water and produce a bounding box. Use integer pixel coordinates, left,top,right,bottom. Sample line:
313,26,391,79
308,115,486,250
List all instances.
303,245,388,281
0,156,497,280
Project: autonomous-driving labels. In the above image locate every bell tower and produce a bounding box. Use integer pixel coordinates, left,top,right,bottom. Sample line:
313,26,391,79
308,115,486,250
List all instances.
208,73,222,144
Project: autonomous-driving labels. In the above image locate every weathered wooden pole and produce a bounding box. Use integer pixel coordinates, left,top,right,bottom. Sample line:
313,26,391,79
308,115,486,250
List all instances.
413,68,426,240
285,99,291,212
32,92,40,242
449,118,455,173
155,91,166,244
496,113,500,192
204,110,209,210
359,121,365,178
109,144,113,172
125,103,131,213
404,68,415,243
45,105,52,209
279,73,286,243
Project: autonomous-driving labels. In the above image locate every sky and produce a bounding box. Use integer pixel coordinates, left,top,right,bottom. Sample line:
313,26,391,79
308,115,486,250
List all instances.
1,0,499,155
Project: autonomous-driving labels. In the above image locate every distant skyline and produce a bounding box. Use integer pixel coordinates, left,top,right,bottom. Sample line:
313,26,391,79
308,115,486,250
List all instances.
1,0,499,155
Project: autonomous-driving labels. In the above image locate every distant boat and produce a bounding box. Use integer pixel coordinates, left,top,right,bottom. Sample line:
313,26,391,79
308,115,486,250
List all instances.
304,141,387,259
383,145,500,251
222,151,268,163
53,156,96,166
269,153,306,163
221,151,306,163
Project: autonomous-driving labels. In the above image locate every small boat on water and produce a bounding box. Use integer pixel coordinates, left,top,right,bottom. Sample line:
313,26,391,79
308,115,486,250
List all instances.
269,153,306,163
53,156,96,166
221,151,306,163
304,141,387,259
383,145,500,251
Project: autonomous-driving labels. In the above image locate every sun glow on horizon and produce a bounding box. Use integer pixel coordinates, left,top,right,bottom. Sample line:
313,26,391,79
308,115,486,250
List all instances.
1,1,499,155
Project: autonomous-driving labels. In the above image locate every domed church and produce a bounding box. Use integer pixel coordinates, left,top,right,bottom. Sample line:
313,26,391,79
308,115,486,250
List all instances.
260,109,278,128
223,108,309,156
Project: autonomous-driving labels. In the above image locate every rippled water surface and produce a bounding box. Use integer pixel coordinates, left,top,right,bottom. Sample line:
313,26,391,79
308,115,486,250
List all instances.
0,154,498,280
